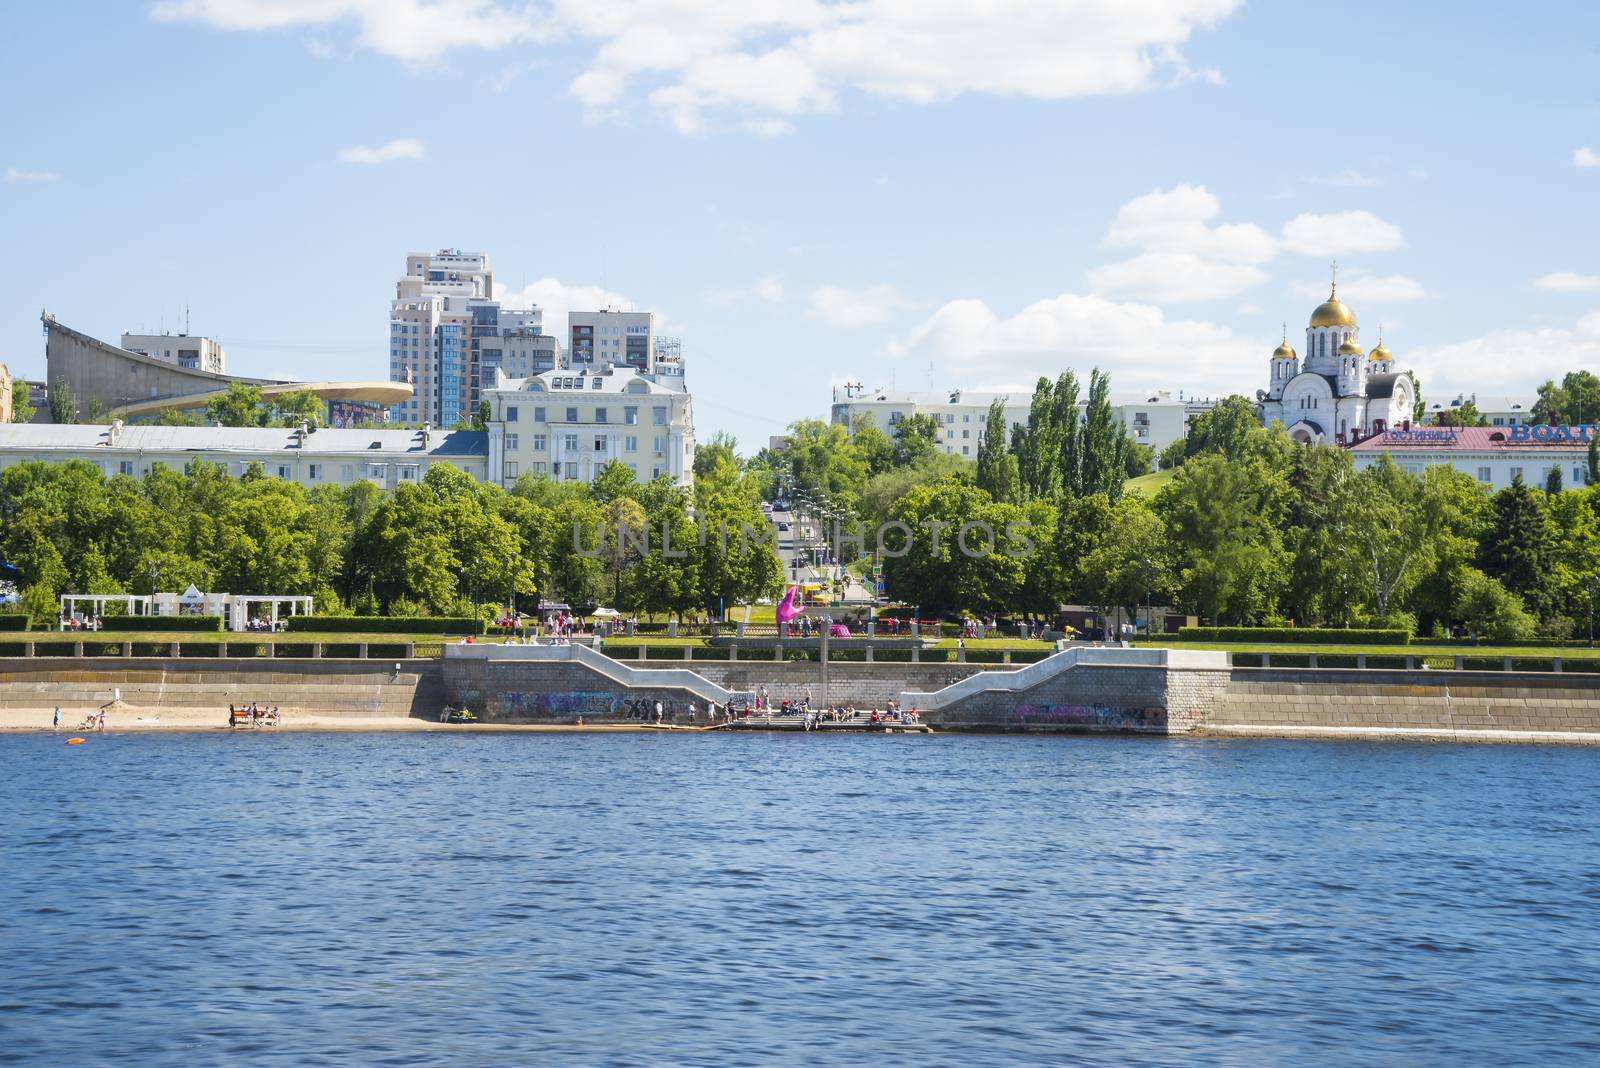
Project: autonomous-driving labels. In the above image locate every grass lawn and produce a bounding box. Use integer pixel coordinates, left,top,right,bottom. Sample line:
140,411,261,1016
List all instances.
1137,639,1600,659
11,630,512,645
1125,469,1176,498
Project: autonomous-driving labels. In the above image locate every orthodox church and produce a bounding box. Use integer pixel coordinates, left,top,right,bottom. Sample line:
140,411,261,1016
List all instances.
1257,273,1414,445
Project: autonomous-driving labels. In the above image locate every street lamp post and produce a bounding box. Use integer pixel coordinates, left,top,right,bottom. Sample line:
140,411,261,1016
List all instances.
505,552,520,624
1587,576,1596,648
1144,558,1153,640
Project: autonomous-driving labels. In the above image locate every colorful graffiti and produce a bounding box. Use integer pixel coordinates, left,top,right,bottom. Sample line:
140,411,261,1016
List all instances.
1011,703,1167,730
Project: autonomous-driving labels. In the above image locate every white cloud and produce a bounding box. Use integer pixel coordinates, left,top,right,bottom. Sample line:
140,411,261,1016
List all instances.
337,137,425,164
1291,269,1427,303
1102,184,1275,263
151,0,544,63
1534,271,1600,294
895,291,1256,394
1281,210,1405,255
493,277,636,337
6,166,60,183
809,284,912,328
1308,168,1379,187
1574,147,1600,169
705,275,785,305
1412,313,1600,398
1088,252,1267,302
154,0,1244,133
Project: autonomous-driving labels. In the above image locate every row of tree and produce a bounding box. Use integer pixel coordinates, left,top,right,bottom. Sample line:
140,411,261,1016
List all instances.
0,448,784,624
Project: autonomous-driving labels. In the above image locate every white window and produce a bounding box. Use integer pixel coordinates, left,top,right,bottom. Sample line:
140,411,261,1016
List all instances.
505,433,518,451
341,464,354,481
625,406,638,425
308,464,320,480
1477,467,1492,482
506,406,519,422
399,465,419,481
652,436,664,454
504,461,518,478
628,463,637,474
368,463,387,480
532,461,547,474
534,407,546,423
566,407,579,422
624,435,638,452
653,406,667,425
594,436,606,452
565,462,578,479
532,434,547,451
564,434,579,452
1510,466,1523,481
118,460,134,476
595,407,608,423
277,465,290,479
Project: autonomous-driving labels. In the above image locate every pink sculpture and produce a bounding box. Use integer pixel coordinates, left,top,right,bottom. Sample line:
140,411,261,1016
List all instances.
775,584,802,624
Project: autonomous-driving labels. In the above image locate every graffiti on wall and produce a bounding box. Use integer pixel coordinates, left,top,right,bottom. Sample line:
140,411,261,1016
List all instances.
496,691,688,721
1011,703,1167,730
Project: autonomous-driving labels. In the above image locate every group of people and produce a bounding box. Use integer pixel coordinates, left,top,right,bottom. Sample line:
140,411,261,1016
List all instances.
244,617,285,632
54,706,105,731
228,703,279,728
61,616,106,632
739,686,920,729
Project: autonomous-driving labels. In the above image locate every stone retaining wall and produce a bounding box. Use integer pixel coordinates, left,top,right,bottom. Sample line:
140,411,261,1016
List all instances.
444,658,719,722
1213,668,1600,734
924,662,1232,734
0,658,445,719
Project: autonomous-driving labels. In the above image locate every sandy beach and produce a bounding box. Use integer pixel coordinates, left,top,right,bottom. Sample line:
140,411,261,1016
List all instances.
0,706,679,734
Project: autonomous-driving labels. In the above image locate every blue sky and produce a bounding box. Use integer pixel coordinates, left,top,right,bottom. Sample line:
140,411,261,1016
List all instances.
3,1,1599,446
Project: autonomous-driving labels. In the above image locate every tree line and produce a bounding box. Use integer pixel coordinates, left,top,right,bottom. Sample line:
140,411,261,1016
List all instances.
0,447,782,624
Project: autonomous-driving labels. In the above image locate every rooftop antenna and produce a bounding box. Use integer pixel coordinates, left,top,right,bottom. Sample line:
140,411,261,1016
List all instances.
185,301,190,336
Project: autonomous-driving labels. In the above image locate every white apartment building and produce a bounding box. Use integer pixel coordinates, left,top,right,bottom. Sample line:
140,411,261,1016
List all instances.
830,386,1196,461
1352,425,1592,491
1423,392,1538,428
485,366,694,488
0,362,12,424
0,422,489,488
120,332,226,373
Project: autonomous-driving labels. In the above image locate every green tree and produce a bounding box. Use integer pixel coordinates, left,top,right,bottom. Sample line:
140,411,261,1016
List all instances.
1080,369,1128,500
10,380,35,423
270,388,326,428
1453,568,1536,641
1053,371,1082,498
1533,371,1600,426
1480,475,1555,619
975,397,1019,504
1155,454,1291,624
205,382,268,427
1407,371,1425,425
1434,400,1486,427
891,413,940,468
849,415,896,477
49,376,72,424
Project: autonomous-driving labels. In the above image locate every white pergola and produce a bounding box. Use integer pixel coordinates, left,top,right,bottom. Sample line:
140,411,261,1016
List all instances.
59,590,315,632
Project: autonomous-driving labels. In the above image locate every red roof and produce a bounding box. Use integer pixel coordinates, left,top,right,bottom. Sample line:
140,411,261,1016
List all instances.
1350,426,1589,453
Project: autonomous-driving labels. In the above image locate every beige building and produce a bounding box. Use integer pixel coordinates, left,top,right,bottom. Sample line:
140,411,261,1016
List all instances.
0,422,488,488
485,366,694,487
0,362,12,424
120,332,226,373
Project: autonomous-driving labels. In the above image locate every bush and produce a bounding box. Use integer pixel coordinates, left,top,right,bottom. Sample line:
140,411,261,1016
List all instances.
0,614,30,631
284,616,484,635
1175,627,1411,644
114,616,224,632
1452,571,1536,643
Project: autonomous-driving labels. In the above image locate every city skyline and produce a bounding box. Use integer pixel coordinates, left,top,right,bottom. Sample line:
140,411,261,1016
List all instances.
2,2,1599,449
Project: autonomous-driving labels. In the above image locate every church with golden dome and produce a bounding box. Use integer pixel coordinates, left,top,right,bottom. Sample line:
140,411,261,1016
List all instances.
1257,275,1414,445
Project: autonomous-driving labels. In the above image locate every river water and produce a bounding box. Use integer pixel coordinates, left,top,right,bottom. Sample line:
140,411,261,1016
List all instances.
2,732,1598,1066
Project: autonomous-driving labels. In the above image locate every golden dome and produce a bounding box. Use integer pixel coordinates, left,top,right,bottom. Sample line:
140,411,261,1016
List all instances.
1368,343,1391,362
1338,338,1363,356
1309,287,1357,328
1273,341,1296,359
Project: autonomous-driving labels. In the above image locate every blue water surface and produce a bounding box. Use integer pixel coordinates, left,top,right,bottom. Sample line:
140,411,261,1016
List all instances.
2,732,1598,1066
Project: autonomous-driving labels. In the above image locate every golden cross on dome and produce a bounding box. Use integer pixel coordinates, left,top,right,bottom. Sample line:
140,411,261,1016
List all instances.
1330,259,1339,293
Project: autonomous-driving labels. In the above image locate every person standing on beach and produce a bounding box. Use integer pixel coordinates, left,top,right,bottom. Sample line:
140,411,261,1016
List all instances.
52,707,60,731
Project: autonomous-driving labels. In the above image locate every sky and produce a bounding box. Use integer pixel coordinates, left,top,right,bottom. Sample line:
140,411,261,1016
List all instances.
2,1,1599,447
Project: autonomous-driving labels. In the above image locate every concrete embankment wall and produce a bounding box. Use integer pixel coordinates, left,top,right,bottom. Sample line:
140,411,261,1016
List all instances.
1211,668,1600,737
0,658,446,719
